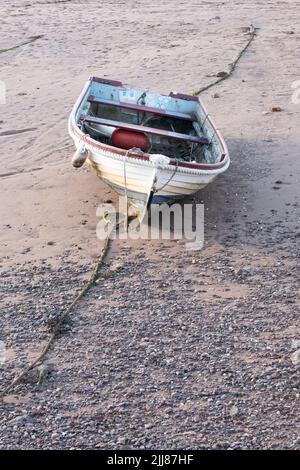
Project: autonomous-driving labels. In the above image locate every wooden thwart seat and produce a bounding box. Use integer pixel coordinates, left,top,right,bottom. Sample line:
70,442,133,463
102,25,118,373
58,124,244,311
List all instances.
80,114,209,145
87,95,195,122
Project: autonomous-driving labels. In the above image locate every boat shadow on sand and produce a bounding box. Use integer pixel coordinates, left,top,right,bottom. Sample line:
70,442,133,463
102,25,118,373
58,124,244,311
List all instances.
174,137,295,251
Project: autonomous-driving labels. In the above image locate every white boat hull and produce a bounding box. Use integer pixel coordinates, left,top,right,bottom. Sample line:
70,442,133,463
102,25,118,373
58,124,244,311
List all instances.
68,77,230,212
73,137,220,200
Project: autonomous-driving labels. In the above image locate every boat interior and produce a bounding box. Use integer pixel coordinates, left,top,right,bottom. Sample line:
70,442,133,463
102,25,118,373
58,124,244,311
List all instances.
77,79,214,163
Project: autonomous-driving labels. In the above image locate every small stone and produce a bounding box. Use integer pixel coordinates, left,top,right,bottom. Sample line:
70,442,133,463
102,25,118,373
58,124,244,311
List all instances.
212,93,220,98
216,71,228,78
269,106,282,112
235,266,252,279
229,405,239,418
292,339,300,349
117,436,127,445
37,364,49,384
47,241,55,246
291,349,300,365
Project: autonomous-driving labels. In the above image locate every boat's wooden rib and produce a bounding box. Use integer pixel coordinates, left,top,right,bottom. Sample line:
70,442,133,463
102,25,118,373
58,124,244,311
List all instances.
80,114,209,145
87,95,195,121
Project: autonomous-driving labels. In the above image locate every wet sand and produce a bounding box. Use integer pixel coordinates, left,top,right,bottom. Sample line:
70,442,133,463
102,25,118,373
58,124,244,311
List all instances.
0,0,299,449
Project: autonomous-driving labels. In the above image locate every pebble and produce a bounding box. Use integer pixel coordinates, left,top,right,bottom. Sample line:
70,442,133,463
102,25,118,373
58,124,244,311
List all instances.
269,106,283,112
291,349,300,365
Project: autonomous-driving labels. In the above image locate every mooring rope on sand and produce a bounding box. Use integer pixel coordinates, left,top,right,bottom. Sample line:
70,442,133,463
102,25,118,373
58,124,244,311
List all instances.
0,36,43,55
192,24,257,95
0,230,113,401
0,25,257,401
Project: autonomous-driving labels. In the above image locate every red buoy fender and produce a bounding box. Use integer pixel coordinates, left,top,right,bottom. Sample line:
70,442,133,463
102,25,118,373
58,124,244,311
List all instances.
111,128,150,152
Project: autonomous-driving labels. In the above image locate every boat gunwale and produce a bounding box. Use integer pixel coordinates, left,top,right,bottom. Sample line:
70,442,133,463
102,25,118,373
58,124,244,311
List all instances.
69,77,230,173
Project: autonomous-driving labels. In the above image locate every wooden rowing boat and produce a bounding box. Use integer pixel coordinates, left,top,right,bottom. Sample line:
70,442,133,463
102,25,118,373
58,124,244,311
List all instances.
68,77,230,217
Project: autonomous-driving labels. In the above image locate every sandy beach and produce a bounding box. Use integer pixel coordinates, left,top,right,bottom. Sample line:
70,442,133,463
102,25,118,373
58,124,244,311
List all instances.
0,0,299,449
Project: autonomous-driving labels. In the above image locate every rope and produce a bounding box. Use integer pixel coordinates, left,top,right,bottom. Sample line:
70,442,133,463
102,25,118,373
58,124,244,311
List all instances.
123,149,130,231
192,25,257,95
123,148,139,230
0,35,43,55
154,159,179,193
0,231,113,401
